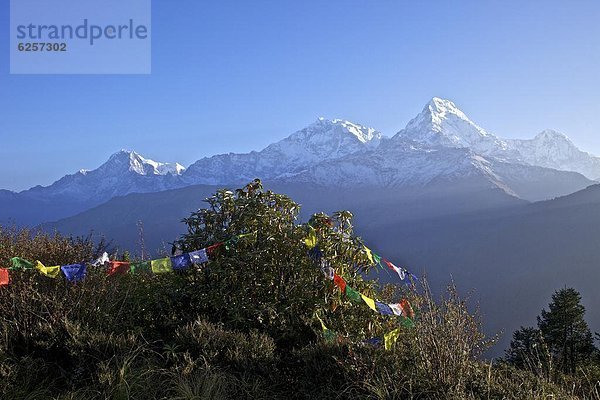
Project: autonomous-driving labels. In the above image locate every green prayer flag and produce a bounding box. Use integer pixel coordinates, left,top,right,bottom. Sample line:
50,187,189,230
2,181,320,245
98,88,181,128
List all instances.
151,258,173,274
373,253,382,266
400,317,415,329
130,261,151,274
316,314,337,343
323,329,337,343
10,257,35,270
345,286,362,303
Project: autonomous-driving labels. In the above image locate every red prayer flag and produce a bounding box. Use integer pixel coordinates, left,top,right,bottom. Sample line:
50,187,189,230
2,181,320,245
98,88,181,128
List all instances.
107,261,130,276
333,273,346,293
206,242,224,256
400,299,415,318
0,268,9,286
383,258,395,271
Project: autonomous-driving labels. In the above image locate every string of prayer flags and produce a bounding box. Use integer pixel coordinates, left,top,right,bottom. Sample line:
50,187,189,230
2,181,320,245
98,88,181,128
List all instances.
335,271,416,321
384,328,401,350
151,258,173,274
0,268,9,286
10,257,35,270
170,254,192,271
35,261,61,278
189,249,208,264
1,233,251,286
107,261,130,276
61,263,87,282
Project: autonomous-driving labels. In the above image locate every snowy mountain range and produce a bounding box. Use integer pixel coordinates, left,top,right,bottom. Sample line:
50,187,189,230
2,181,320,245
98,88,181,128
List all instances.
397,97,600,180
21,150,186,204
2,97,599,225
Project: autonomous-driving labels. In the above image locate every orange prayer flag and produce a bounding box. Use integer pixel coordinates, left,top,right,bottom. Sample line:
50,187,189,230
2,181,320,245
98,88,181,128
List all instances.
107,261,130,276
0,268,10,286
333,273,346,293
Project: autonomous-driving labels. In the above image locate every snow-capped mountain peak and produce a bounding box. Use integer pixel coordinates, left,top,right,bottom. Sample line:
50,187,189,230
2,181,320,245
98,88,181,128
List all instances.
533,129,571,143
393,97,507,154
425,97,472,128
182,117,384,185
101,150,185,176
505,130,600,179
317,117,382,145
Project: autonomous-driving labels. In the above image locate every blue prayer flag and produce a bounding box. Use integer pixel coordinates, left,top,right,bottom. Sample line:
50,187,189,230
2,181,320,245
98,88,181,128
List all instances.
375,301,394,316
188,249,209,264
61,263,87,282
170,254,192,271
364,337,383,347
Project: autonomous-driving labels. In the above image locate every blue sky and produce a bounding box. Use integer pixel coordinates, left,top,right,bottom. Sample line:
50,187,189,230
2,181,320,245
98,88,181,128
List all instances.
1,0,599,191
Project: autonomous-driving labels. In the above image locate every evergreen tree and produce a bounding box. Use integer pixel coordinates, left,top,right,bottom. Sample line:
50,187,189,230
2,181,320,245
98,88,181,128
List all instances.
505,326,552,378
537,288,595,374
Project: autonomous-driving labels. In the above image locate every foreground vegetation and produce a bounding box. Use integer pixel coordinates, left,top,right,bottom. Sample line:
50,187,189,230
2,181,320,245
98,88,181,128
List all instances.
1,181,598,399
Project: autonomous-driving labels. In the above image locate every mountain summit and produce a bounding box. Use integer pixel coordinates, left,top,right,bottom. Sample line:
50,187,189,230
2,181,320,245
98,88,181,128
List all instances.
505,130,600,180
392,97,600,180
97,150,185,177
182,118,383,184
393,97,508,154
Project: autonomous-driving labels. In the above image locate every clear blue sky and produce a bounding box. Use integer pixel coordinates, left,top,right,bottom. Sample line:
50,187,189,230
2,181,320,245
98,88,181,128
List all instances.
1,0,599,191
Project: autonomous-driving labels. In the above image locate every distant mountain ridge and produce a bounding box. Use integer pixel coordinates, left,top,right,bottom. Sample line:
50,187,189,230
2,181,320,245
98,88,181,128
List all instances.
2,97,599,225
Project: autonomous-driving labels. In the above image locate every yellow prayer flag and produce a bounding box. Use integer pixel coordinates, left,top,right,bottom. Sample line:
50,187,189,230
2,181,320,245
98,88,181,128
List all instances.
304,227,317,248
151,257,173,274
384,328,401,350
315,314,328,332
360,293,377,312
35,261,61,278
364,246,374,264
